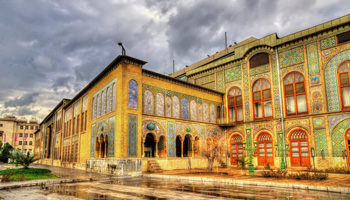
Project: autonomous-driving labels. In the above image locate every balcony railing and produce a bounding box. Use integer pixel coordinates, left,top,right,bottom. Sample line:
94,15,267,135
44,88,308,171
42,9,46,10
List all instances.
216,118,236,127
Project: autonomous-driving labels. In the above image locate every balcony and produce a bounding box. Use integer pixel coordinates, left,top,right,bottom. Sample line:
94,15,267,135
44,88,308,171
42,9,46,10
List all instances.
216,118,236,127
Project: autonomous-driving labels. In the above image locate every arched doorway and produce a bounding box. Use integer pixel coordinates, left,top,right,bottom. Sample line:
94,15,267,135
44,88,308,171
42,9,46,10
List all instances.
158,135,166,158
257,132,274,166
176,136,182,157
230,134,243,165
289,130,310,166
183,135,192,157
100,136,106,158
346,128,350,167
144,133,156,157
194,136,200,156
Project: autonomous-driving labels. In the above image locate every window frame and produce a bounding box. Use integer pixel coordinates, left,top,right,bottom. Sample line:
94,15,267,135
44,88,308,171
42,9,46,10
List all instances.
283,72,308,116
252,79,273,120
338,60,350,110
227,87,243,122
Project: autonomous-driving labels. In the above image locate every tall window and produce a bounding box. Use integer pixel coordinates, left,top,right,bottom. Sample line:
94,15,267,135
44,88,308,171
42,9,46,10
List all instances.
228,87,243,122
338,61,350,109
129,80,138,108
252,79,272,119
284,72,308,115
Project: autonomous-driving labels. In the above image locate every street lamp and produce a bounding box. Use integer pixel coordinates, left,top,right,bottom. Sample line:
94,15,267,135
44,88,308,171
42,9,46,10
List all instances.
118,41,126,55
274,131,289,171
242,127,257,175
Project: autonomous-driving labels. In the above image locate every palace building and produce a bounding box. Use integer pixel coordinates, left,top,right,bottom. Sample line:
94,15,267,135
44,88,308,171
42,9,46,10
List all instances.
37,14,350,175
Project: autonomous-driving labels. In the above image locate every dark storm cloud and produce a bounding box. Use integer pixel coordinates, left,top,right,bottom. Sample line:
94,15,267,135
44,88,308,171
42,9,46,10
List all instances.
0,0,349,120
4,93,39,108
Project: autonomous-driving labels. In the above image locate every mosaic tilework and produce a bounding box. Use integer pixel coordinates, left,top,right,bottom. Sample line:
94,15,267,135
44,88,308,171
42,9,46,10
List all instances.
329,114,350,130
190,100,197,121
202,82,216,90
279,46,304,68
108,116,115,157
200,125,206,156
203,103,209,122
250,64,270,76
141,119,166,139
165,97,171,117
156,93,164,116
331,117,350,157
144,90,154,114
320,36,336,50
280,64,305,77
243,63,250,121
90,124,96,157
314,129,329,157
225,66,241,82
128,114,138,157
321,42,350,64
210,104,216,123
325,50,350,111
181,98,189,119
168,121,175,157
306,43,320,75
128,80,138,108
172,96,180,118
271,56,281,118
216,71,224,92
196,74,215,85
310,75,321,86
198,103,202,121
312,91,323,114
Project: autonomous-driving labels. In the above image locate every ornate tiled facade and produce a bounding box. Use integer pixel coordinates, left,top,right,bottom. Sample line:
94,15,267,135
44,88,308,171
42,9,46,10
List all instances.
128,114,137,157
331,118,350,157
306,43,320,75
279,46,304,68
320,36,336,50
314,129,329,157
225,66,241,82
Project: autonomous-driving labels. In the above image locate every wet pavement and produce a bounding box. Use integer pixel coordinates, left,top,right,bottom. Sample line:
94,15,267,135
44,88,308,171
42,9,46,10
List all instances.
1,176,350,199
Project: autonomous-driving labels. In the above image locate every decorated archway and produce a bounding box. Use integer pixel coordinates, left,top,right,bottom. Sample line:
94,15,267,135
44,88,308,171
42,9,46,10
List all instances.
289,129,310,166
144,133,156,157
257,132,274,166
230,134,243,165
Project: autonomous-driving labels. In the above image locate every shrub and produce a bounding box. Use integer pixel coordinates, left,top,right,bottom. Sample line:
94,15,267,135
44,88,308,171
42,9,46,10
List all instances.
17,153,39,169
261,169,287,178
323,166,349,174
264,163,270,170
237,156,249,169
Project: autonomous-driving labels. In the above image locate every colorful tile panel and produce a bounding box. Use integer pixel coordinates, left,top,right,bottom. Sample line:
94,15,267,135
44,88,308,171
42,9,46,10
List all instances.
306,43,320,75
108,116,115,157
216,71,224,92
243,64,250,122
272,56,281,118
225,66,241,82
128,114,138,157
250,64,270,76
325,50,350,111
279,46,304,68
314,129,329,157
320,37,336,50
331,118,350,157
128,80,138,108
168,121,175,157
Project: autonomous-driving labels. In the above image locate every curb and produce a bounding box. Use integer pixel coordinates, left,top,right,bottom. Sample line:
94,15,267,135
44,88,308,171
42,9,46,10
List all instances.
143,174,350,194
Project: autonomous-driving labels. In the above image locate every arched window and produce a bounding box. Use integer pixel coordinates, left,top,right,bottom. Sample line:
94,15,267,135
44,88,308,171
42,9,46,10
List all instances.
128,80,138,108
96,94,100,118
252,79,272,120
210,104,216,123
172,96,180,118
250,53,269,69
284,72,308,115
92,97,95,119
228,87,243,122
112,83,116,111
156,93,164,116
338,61,350,109
166,97,171,117
190,100,197,121
144,90,154,114
182,98,189,119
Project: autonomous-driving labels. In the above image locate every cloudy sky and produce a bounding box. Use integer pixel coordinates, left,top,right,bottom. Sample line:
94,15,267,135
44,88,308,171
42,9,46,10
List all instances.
0,0,349,121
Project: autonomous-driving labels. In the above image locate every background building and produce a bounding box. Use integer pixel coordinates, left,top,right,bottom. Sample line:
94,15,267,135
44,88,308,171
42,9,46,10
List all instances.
38,14,350,174
0,116,39,154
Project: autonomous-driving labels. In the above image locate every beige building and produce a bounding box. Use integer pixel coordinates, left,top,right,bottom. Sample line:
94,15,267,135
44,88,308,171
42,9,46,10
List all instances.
0,116,39,154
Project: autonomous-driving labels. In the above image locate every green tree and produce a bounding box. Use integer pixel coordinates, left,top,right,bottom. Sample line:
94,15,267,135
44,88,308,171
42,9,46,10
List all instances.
17,153,39,169
0,142,14,163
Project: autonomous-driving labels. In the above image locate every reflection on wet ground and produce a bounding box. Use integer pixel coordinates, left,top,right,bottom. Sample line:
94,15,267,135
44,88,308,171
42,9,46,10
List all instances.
1,177,350,199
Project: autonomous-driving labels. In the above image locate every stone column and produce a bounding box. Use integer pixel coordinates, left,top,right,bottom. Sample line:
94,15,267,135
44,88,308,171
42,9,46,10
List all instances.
142,138,145,158
191,138,194,158
181,138,184,158
155,139,159,158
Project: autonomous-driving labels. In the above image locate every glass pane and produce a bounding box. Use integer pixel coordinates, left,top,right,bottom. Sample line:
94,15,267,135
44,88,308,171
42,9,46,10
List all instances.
236,96,242,105
285,85,294,95
267,153,273,157
259,143,264,147
301,147,308,151
264,101,272,117
259,148,265,152
342,86,350,107
292,147,299,151
238,144,243,148
297,95,307,113
302,153,309,157
232,149,236,153
238,154,243,157
238,149,243,153
228,98,234,106
263,89,271,99
266,143,272,147
295,82,305,93
254,102,262,118
237,106,243,121
300,141,308,146
266,148,272,152
232,154,237,157
292,142,298,146
259,153,265,157
229,108,235,121
292,153,299,157
253,92,261,101
340,73,349,85
232,144,236,148
286,96,296,114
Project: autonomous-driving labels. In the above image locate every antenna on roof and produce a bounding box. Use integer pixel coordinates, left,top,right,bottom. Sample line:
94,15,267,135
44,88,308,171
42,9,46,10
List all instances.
225,32,227,49
173,60,175,73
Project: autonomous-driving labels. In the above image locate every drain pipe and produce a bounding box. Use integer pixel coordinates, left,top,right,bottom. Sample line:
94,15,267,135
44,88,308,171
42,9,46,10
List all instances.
275,48,287,168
